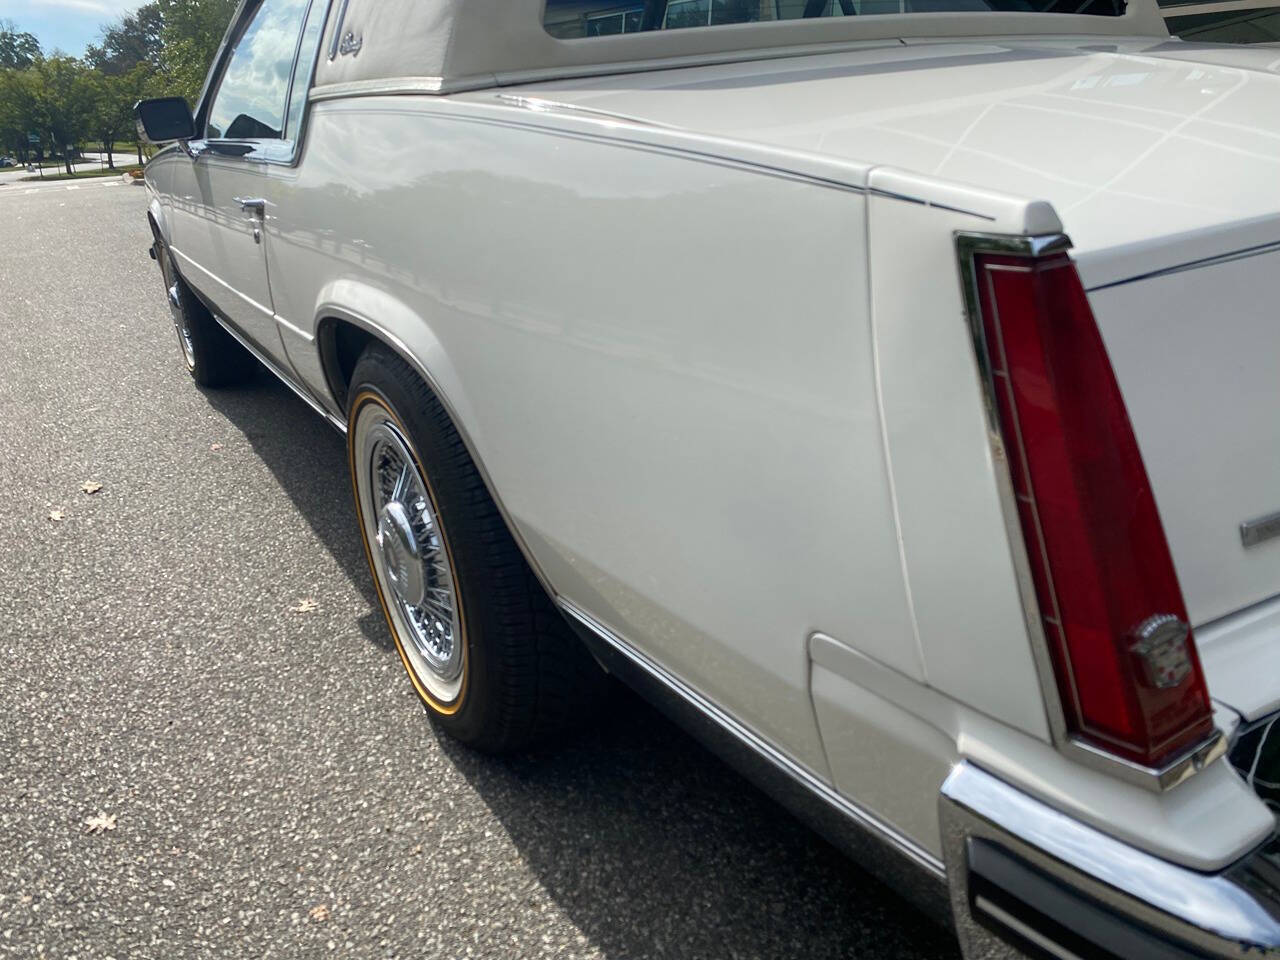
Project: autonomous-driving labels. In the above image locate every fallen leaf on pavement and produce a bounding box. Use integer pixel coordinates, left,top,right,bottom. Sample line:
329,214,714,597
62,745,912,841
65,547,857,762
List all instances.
84,812,117,834
209,443,223,451
308,904,330,923
290,599,319,614
48,510,64,522
81,481,102,495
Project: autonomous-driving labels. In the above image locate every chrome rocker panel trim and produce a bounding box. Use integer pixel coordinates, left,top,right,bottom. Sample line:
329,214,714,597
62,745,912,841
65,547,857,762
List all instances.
214,318,347,433
941,761,1280,959
556,597,954,927
162,244,347,432
954,229,1227,794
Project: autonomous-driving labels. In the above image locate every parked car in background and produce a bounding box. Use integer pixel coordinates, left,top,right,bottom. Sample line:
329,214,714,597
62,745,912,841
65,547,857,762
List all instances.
0,157,15,168
136,0,1280,956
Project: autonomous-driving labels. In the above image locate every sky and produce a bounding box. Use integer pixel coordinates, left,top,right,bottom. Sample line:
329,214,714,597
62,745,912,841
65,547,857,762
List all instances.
1,0,140,57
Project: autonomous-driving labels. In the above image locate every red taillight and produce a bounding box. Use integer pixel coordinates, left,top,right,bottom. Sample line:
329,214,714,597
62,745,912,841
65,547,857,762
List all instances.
972,251,1213,769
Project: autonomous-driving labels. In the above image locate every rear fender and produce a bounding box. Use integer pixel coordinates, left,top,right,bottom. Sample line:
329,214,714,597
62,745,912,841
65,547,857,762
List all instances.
309,278,559,603
308,279,474,431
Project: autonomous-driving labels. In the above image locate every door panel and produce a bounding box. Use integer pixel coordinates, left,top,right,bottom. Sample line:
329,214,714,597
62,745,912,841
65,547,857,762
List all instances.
170,158,283,362
166,0,315,365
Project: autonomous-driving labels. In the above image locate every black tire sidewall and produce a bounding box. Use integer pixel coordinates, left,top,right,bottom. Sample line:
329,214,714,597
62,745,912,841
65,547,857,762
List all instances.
346,350,510,746
159,247,198,376
159,244,248,388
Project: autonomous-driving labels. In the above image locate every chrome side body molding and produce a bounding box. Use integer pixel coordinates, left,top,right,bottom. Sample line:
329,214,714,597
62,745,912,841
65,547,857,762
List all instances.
1242,510,1280,550
556,598,954,927
178,264,347,433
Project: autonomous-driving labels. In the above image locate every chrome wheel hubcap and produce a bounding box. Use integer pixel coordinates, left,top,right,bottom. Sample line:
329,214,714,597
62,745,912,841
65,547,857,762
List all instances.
356,411,463,692
377,500,424,607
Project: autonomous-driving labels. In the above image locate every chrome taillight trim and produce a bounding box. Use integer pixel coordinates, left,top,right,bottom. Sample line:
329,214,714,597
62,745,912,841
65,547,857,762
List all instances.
954,230,1226,794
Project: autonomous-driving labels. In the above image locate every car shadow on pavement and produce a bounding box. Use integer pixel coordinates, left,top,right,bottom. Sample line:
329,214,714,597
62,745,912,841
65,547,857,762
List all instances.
200,366,960,960
197,366,393,653
438,704,960,960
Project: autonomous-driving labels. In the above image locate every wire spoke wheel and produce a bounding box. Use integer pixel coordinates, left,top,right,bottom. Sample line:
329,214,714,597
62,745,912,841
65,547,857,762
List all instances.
346,345,607,750
160,251,195,370
353,400,466,707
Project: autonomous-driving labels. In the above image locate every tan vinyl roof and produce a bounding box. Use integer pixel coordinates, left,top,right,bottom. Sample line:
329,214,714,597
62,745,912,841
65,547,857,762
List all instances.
310,0,1167,96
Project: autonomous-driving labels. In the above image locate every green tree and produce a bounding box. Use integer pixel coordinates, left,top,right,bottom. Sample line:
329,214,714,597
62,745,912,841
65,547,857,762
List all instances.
89,63,156,168
0,19,41,70
85,3,163,76
30,57,96,175
156,0,237,105
0,67,40,160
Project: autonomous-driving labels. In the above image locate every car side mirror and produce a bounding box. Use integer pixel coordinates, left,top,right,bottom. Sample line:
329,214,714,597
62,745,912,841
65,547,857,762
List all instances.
135,97,196,144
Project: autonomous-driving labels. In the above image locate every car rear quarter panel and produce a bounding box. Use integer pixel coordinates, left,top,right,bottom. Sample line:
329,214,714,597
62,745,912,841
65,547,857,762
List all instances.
271,96,929,779
263,96,1272,869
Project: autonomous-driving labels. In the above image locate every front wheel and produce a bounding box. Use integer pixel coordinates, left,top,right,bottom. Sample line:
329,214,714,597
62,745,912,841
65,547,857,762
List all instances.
347,344,606,752
156,244,251,387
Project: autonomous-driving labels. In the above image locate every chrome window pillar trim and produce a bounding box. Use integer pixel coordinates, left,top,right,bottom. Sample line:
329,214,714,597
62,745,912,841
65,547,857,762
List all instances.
556,597,954,925
954,230,1226,794
282,0,318,135
940,761,1280,959
1160,0,1280,14
326,0,352,61
192,0,330,169
1086,237,1280,293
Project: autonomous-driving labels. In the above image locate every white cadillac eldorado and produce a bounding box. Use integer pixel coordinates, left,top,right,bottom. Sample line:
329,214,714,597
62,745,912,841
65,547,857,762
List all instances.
135,0,1280,955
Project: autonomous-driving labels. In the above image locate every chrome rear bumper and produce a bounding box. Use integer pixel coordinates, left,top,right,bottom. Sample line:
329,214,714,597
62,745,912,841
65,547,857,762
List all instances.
940,762,1280,959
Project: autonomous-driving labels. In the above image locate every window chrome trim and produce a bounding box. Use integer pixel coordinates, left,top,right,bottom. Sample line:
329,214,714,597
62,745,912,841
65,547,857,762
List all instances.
326,0,352,61
192,0,331,169
1086,237,1280,293
954,230,1227,793
193,0,253,134
940,761,1280,959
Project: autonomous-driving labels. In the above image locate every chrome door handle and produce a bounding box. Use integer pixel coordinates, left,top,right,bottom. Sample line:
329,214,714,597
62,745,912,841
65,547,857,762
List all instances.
234,196,266,216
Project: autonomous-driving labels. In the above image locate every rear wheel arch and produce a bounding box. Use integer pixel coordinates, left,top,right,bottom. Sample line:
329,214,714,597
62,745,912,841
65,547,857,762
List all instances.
316,315,375,412
343,340,609,749
316,313,563,607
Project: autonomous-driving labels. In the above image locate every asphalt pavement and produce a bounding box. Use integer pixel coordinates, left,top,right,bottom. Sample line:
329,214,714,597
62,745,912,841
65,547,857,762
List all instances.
0,185,961,960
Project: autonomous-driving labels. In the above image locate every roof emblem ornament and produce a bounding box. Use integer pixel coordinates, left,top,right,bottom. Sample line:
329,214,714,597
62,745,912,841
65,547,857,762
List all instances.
338,30,363,57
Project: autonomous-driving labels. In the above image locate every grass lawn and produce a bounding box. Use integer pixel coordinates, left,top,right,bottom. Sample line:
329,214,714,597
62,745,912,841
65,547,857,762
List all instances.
22,164,143,182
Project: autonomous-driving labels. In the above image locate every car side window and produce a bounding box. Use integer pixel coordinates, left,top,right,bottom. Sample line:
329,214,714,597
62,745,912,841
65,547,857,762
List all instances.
205,0,310,141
